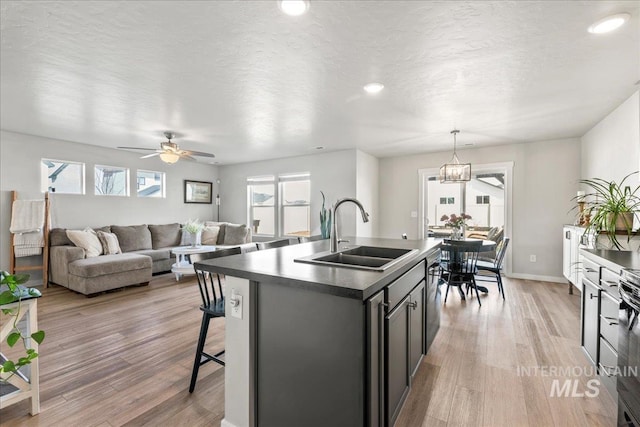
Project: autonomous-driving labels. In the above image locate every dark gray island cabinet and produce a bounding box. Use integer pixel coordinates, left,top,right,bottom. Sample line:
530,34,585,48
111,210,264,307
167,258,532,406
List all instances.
195,237,441,427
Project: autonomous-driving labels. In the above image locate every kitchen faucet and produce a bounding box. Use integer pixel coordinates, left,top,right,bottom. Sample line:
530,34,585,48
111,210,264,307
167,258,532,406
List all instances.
330,198,370,252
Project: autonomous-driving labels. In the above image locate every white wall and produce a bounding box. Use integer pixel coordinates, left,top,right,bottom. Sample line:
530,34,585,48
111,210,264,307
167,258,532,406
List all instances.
379,138,581,279
581,91,640,182
0,130,218,270
218,150,358,238
355,150,379,238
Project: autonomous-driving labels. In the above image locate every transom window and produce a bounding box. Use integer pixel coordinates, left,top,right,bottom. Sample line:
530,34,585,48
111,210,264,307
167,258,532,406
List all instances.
137,170,165,198
95,165,129,196
41,159,85,194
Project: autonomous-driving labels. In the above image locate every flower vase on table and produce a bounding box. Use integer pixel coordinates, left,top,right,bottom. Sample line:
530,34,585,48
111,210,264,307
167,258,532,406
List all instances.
441,213,471,240
189,231,202,248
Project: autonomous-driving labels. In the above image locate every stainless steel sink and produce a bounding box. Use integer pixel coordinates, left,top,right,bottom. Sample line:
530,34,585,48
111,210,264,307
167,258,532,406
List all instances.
294,246,418,271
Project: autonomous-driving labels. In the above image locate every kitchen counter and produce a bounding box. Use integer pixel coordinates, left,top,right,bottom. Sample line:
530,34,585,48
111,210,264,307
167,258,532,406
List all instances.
580,248,640,273
196,237,442,427
195,236,441,300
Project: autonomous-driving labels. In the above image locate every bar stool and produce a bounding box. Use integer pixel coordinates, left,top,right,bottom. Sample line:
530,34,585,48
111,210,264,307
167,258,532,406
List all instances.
188,246,241,393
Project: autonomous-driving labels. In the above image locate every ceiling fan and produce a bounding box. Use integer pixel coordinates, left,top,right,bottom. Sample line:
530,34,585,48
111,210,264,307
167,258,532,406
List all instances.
117,132,215,164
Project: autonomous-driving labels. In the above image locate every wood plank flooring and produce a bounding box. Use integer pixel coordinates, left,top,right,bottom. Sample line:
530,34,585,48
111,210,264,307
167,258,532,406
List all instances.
1,274,617,426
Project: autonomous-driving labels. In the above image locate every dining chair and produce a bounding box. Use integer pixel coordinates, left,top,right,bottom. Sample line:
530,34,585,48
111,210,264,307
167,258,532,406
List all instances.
441,240,483,306
256,238,292,250
189,246,242,393
475,237,510,299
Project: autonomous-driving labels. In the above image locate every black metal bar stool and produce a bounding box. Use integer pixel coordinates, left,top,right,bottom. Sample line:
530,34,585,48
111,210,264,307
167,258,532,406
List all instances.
188,246,242,393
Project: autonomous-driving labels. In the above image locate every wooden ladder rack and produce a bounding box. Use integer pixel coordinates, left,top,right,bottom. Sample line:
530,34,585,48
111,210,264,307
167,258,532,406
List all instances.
9,191,50,287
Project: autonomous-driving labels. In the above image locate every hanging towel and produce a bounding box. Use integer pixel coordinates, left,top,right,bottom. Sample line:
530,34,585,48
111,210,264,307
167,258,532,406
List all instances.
10,200,46,233
11,199,46,257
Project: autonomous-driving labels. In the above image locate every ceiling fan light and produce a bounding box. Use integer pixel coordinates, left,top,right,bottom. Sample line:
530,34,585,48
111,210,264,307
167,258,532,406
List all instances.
278,0,309,16
159,152,180,164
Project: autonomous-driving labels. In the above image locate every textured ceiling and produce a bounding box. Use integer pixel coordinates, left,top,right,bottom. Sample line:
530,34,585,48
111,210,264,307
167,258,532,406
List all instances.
1,1,638,164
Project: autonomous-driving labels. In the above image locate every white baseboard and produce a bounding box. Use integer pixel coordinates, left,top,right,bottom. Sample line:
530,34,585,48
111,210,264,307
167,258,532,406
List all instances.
505,273,567,284
221,419,238,427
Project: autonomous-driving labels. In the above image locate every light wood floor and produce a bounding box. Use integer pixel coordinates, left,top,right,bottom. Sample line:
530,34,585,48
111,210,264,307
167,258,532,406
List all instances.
1,275,616,426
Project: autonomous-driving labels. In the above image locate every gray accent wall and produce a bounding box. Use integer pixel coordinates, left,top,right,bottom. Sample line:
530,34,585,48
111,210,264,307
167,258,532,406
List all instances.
0,130,218,271
378,138,581,280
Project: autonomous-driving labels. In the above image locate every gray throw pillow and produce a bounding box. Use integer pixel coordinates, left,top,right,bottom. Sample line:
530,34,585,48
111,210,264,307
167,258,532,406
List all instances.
223,224,248,245
111,225,152,252
148,223,181,249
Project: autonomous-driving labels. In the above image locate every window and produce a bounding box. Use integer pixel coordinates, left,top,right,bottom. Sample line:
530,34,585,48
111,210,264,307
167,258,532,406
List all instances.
41,159,85,194
248,176,276,236
476,195,490,204
280,173,310,237
95,165,129,196
247,172,311,237
439,197,455,205
137,170,165,198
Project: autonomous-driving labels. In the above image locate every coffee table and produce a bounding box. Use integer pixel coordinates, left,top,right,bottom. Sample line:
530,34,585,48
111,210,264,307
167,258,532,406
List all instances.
171,245,218,281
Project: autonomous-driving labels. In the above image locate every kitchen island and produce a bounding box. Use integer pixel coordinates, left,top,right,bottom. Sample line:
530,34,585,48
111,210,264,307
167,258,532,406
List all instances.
195,237,441,427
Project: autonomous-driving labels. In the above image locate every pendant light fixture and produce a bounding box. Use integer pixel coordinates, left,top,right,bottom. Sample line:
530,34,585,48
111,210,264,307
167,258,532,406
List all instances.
439,129,471,183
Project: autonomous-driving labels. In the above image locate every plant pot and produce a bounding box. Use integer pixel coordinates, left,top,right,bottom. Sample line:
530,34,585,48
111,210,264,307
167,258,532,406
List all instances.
609,212,635,231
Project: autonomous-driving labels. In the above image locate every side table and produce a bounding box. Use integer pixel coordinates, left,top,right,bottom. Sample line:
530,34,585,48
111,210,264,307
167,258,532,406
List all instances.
171,246,218,281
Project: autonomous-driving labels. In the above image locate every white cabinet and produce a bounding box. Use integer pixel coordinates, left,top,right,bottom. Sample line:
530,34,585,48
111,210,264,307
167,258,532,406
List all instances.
562,225,586,293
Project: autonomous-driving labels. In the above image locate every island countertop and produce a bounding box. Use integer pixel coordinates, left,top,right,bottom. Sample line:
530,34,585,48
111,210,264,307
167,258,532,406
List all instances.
194,237,441,300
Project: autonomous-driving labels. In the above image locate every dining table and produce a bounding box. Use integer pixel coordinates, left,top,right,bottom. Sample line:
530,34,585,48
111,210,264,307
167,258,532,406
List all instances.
439,238,497,295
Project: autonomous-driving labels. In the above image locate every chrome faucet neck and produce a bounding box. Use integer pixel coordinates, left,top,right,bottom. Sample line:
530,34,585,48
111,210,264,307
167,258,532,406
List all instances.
330,198,370,253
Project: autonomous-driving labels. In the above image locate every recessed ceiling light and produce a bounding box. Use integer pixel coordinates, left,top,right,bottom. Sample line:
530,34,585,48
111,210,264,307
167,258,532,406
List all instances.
314,146,325,150
363,82,384,94
278,1,310,16
588,13,630,34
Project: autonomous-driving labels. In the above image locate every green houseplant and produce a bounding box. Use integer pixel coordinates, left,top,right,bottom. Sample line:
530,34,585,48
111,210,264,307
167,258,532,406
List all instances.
320,191,332,239
0,272,45,380
580,171,640,250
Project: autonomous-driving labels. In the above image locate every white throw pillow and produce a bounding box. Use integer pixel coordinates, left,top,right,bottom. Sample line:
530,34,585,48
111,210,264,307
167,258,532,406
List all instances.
66,228,103,258
201,226,220,245
97,231,122,255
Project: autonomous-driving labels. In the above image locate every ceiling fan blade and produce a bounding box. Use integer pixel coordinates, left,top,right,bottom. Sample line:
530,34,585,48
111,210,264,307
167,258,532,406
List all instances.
183,150,215,158
140,152,161,159
118,146,157,151
178,154,197,161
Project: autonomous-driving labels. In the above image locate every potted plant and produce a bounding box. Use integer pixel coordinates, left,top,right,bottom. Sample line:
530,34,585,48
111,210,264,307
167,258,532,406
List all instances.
0,272,45,381
183,219,205,247
580,172,640,250
320,191,332,239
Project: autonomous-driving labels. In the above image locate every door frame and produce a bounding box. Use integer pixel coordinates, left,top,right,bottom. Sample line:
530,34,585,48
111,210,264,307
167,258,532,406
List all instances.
418,161,513,275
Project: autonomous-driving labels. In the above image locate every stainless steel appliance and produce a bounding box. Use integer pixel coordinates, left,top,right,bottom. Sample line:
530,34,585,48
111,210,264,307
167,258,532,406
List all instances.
618,268,640,426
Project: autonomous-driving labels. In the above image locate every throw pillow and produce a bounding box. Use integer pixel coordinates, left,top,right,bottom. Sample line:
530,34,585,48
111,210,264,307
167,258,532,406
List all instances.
66,228,103,258
201,226,221,245
223,224,248,245
97,231,122,255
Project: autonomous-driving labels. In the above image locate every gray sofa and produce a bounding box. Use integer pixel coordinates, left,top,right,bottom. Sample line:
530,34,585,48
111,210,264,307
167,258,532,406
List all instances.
49,222,253,296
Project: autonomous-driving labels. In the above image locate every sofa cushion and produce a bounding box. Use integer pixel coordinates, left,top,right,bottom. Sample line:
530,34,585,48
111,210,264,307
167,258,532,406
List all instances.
223,224,249,245
97,231,122,255
66,228,103,258
69,253,151,278
111,225,152,253
201,226,221,245
131,248,171,262
148,223,181,249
